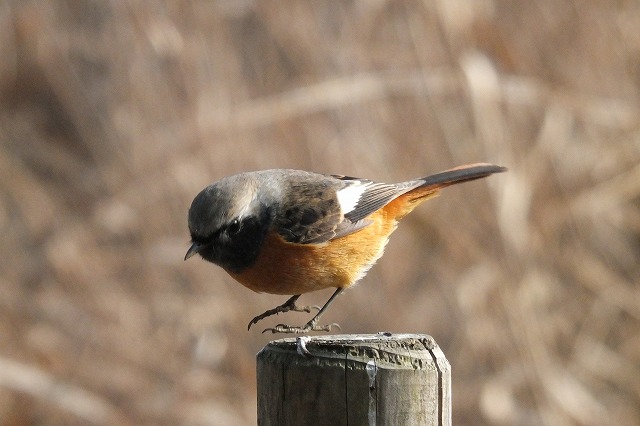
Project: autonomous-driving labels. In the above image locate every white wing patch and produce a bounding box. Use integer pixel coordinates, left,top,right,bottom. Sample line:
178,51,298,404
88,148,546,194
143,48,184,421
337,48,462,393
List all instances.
336,182,368,215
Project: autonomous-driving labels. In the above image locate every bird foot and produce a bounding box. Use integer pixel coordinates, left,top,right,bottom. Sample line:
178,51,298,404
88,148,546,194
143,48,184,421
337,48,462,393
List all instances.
247,295,320,330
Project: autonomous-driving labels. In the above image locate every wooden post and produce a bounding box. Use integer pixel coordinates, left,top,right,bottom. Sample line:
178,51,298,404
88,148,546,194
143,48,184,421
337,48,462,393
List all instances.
256,333,451,426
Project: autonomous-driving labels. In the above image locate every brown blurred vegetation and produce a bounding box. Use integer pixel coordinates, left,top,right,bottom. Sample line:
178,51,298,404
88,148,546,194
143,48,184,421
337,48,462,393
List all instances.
0,1,639,425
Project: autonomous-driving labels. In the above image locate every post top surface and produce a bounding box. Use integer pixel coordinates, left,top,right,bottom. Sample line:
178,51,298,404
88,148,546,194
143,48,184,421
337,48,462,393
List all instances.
258,333,447,366
269,333,435,348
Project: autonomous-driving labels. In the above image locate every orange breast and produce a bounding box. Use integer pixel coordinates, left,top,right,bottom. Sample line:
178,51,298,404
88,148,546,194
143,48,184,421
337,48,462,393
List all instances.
227,209,391,294
228,189,440,295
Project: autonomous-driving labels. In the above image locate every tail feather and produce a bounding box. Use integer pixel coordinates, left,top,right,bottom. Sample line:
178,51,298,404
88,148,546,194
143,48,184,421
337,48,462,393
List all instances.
385,163,506,219
416,163,507,192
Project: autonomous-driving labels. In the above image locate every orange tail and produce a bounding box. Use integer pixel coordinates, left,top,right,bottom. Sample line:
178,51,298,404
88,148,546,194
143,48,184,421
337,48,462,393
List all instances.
386,163,507,219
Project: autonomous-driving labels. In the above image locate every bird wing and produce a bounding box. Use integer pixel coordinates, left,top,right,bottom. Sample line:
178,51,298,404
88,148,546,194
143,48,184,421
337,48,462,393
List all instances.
332,175,422,222
273,174,417,244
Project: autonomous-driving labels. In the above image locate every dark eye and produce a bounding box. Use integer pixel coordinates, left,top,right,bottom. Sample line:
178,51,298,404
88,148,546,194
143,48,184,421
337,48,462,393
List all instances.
227,219,241,235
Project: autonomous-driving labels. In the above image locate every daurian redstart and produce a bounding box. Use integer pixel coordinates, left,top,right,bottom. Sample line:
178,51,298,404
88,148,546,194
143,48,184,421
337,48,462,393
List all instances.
185,163,506,333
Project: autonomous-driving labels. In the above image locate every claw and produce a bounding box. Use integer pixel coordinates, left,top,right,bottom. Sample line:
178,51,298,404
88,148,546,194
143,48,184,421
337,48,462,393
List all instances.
247,301,322,330
248,295,303,330
299,305,321,314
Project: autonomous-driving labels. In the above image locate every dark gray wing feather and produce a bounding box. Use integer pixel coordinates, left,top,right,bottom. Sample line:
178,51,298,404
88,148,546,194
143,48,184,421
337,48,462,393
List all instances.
272,173,421,245
272,175,344,244
332,176,422,223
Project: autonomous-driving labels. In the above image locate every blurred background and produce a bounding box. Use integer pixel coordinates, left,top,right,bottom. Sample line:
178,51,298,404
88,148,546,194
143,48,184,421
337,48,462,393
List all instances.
1,1,639,425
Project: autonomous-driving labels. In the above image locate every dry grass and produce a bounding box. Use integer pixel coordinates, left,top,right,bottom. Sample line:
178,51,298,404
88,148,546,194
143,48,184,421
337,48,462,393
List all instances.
1,1,639,425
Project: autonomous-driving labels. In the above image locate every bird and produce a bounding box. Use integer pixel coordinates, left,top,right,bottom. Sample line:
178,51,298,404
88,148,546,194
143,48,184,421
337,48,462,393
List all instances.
184,163,506,333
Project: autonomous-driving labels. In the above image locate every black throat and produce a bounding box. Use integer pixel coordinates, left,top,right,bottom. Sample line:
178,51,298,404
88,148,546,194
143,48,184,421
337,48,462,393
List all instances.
196,206,273,273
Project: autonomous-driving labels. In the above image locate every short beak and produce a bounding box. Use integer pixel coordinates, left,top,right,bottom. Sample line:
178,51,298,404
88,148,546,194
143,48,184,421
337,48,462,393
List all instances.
184,242,204,261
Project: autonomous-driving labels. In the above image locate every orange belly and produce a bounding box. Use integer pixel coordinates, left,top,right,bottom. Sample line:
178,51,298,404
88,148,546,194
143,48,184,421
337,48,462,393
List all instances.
228,189,439,295
227,209,394,294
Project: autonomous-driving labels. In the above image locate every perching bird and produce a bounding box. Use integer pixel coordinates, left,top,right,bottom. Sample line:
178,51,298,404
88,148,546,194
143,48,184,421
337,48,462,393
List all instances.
185,163,506,333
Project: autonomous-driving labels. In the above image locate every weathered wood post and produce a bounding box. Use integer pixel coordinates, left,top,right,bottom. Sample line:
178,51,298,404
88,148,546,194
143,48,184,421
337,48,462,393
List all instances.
257,333,451,425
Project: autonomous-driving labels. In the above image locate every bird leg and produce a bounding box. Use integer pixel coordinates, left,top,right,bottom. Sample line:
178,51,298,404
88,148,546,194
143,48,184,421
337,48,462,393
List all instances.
247,294,320,330
262,287,344,334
